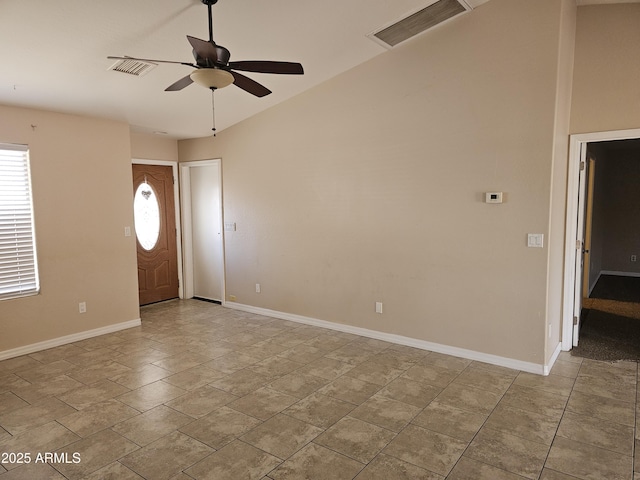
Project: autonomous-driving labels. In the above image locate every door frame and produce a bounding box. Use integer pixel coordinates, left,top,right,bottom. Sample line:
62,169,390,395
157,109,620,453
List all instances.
562,128,640,350
179,159,226,304
132,159,185,299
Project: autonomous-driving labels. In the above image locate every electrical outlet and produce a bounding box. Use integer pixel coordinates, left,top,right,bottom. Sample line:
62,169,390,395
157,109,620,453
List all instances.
229,295,236,302
79,302,86,314
375,302,383,314
632,254,637,262
256,283,261,293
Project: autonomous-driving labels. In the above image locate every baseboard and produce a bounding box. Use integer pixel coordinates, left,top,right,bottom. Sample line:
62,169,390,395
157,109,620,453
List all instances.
543,342,562,376
193,297,222,305
225,302,546,375
0,318,142,361
588,271,601,296
589,270,640,295
600,270,640,278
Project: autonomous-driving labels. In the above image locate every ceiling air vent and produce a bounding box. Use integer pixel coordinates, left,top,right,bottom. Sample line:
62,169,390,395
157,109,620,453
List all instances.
108,58,157,77
369,0,471,49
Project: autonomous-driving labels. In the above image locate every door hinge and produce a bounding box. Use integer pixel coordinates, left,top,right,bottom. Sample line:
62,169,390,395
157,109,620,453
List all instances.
576,239,582,250
579,160,585,171
573,316,578,326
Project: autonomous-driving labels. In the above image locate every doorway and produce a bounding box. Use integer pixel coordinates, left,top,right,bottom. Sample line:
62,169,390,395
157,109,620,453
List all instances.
180,160,225,303
563,129,640,351
132,163,180,305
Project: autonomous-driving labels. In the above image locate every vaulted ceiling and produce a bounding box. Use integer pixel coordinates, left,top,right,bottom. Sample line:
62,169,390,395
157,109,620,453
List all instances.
0,0,634,139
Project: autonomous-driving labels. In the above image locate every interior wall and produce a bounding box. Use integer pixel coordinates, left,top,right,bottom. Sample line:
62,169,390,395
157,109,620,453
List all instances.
130,132,179,161
545,0,576,364
570,3,640,134
569,2,640,298
180,0,567,367
0,105,140,354
599,147,640,275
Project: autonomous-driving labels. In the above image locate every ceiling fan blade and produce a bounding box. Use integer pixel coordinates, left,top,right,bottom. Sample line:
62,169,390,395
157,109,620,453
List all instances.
107,55,195,67
165,75,194,91
228,61,304,75
230,71,272,97
187,35,218,65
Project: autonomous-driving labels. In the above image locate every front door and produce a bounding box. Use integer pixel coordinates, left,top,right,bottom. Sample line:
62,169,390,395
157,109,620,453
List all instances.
132,164,179,305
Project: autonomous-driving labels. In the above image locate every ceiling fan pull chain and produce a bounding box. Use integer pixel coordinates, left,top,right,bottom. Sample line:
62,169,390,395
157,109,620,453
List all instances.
211,87,217,136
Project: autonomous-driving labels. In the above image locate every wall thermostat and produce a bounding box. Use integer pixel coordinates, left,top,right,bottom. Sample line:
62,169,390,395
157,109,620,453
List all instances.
485,192,503,204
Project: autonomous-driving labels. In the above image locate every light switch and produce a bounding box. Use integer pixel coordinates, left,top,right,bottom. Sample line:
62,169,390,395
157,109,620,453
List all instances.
224,222,236,231
527,234,544,248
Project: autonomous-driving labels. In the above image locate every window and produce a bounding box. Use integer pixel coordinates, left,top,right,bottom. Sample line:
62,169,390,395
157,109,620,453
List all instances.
0,143,40,300
133,181,161,251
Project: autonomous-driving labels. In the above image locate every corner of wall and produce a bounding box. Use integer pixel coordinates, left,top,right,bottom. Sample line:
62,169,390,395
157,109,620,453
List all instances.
545,0,577,365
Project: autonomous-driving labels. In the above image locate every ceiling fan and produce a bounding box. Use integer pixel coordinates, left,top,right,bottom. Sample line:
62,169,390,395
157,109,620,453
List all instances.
108,0,304,98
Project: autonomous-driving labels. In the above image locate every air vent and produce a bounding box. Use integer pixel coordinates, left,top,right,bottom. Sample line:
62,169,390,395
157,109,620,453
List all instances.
108,58,157,77
369,0,470,49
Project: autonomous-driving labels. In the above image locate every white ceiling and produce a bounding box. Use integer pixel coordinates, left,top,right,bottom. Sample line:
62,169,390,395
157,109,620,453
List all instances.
0,0,634,139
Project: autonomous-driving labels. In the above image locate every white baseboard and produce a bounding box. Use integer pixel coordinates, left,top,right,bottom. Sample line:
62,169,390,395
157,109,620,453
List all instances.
600,270,640,278
225,302,547,375
0,318,142,361
589,270,640,296
544,342,562,376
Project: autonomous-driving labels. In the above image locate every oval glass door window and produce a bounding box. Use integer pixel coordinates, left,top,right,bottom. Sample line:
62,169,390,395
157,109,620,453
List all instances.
134,182,161,250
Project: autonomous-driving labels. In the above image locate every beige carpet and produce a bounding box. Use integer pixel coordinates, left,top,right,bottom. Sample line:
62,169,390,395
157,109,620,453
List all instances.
581,297,640,320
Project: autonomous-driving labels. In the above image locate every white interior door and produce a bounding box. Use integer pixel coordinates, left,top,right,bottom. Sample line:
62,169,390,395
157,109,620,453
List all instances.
573,144,588,346
180,160,224,302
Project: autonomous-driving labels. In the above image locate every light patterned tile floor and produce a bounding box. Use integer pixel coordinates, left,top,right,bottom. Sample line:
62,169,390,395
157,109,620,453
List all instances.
0,299,637,479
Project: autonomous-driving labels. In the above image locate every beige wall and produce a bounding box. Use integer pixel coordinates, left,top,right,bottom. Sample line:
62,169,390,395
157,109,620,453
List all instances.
0,105,140,353
180,0,568,366
130,132,179,162
545,0,576,364
571,4,640,134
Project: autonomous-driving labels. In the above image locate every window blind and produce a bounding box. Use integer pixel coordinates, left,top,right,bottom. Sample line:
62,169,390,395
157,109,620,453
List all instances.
0,143,40,300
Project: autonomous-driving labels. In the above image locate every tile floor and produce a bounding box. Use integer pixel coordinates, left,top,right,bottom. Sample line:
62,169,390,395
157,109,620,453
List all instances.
0,299,637,479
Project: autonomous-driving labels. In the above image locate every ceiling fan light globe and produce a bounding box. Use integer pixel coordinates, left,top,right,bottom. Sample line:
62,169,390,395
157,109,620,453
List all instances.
190,68,234,89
